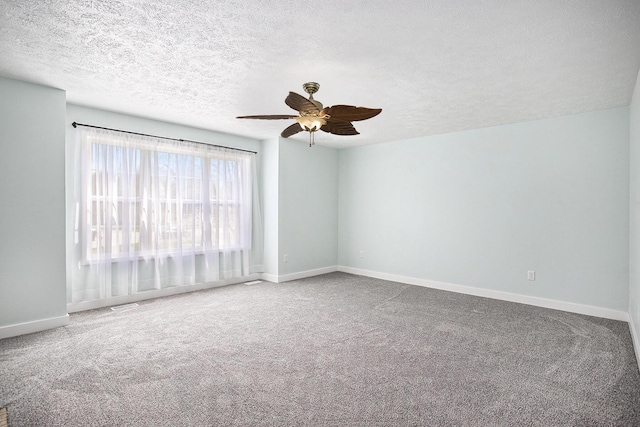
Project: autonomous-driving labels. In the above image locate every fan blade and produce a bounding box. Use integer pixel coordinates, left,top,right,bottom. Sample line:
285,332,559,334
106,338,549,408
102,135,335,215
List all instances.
322,105,381,122
236,115,297,120
281,123,303,138
285,92,320,114
320,120,359,136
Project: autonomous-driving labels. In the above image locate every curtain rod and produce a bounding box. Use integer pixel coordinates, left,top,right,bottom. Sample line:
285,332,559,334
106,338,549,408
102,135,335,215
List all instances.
71,122,257,154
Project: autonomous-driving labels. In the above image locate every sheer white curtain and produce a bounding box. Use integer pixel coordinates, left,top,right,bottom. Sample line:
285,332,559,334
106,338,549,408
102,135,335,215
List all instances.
68,127,263,304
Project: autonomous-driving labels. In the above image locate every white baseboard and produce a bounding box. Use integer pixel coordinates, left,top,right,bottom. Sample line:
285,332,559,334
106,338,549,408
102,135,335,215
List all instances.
263,266,338,283
629,316,640,370
260,273,279,283
67,273,263,313
337,266,629,322
0,314,70,340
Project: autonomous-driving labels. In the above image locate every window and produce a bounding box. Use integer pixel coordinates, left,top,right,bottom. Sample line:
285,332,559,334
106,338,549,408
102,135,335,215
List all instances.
84,138,251,261
69,126,262,304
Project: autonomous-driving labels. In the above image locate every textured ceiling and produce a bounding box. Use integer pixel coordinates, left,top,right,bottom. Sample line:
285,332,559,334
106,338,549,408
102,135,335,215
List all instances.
1,1,640,148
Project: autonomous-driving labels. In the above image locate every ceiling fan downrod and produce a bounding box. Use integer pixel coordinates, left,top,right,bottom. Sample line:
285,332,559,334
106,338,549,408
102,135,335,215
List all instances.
303,82,323,111
302,82,320,97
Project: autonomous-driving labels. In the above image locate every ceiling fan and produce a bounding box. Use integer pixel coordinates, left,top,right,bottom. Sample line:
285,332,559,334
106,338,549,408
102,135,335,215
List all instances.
237,82,382,146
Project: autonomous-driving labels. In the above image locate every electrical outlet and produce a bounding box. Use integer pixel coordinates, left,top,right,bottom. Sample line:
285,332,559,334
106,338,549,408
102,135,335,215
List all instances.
283,254,288,263
359,250,364,258
527,271,535,281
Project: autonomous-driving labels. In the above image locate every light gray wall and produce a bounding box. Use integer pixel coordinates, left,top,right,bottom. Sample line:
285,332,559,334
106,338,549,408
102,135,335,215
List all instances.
262,138,280,276
630,69,640,349
339,108,630,311
278,138,338,275
0,77,67,329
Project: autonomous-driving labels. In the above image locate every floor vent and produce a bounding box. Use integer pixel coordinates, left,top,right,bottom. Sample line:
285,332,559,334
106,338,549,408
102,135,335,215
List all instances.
0,407,8,427
110,303,139,311
244,280,263,286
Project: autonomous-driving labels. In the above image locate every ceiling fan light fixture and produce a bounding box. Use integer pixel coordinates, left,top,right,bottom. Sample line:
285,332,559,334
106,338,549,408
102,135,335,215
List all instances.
296,115,326,132
236,82,382,147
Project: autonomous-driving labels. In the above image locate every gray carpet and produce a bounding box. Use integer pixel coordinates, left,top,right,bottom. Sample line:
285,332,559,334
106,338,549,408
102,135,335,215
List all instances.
1,272,639,426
